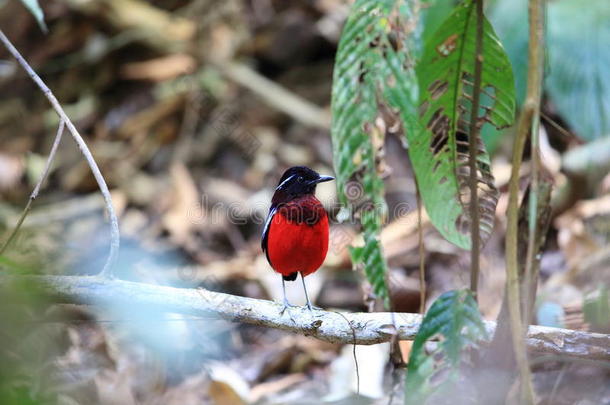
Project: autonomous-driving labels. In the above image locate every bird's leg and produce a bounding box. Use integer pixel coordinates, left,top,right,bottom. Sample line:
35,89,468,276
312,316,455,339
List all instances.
280,278,293,314
300,272,319,311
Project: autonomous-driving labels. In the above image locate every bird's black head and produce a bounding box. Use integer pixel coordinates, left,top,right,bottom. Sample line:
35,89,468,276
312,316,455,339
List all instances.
274,166,334,199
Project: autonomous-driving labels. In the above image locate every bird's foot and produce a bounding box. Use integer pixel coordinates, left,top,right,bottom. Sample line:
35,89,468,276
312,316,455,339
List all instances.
280,299,296,315
305,301,323,312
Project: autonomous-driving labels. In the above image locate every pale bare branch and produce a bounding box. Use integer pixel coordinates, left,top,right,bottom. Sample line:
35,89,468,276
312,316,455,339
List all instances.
2,275,608,363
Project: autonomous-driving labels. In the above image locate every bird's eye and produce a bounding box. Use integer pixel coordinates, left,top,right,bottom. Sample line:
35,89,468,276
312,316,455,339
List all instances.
297,176,304,182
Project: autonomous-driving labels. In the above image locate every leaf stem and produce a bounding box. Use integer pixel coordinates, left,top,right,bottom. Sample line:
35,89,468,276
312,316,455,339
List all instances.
467,0,484,299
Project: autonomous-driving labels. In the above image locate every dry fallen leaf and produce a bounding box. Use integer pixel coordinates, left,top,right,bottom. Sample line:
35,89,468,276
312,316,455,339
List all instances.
0,152,24,191
555,195,610,277
399,340,413,362
120,54,196,81
249,373,307,403
207,362,249,405
162,163,201,246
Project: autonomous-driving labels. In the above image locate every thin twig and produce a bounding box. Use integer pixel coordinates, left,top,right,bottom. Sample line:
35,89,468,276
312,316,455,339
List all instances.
1,274,609,361
467,0,484,299
0,120,65,254
540,111,573,139
331,309,360,395
0,30,120,277
416,183,426,314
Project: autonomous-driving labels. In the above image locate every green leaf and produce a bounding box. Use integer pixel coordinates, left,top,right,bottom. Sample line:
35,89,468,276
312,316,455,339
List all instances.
546,0,610,140
405,289,488,404
331,0,419,305
583,286,610,333
0,254,32,273
490,0,610,141
18,0,47,33
409,0,515,249
420,0,458,45
487,0,528,104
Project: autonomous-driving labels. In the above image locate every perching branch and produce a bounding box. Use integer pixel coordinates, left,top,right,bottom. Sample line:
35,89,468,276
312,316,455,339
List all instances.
0,30,119,278
2,275,609,362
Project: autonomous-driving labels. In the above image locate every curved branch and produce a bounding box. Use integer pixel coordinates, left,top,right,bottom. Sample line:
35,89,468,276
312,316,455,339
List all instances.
2,275,608,362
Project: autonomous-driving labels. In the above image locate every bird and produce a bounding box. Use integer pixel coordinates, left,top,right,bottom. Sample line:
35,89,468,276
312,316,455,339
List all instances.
262,166,334,311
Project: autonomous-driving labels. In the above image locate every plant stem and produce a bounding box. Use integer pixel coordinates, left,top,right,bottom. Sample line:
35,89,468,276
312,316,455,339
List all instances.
467,0,484,299
506,106,537,404
523,1,545,329
505,0,544,401
0,30,120,278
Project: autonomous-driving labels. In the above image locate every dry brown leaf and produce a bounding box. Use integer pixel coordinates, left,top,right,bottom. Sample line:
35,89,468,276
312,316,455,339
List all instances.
249,373,307,403
120,54,196,81
208,363,249,405
399,340,413,362
65,0,195,47
555,195,610,273
162,163,201,246
0,152,23,191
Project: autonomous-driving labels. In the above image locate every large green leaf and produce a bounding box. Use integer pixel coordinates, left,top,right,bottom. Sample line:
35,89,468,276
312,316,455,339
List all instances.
409,0,515,249
490,0,610,141
405,289,488,404
546,1,610,140
331,0,419,305
420,0,459,45
420,1,507,156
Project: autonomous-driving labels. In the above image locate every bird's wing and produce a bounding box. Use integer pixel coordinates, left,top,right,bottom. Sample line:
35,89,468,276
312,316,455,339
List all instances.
261,206,276,264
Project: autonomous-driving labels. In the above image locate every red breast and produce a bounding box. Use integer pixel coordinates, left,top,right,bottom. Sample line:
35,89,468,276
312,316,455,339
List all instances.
266,195,329,277
261,166,334,281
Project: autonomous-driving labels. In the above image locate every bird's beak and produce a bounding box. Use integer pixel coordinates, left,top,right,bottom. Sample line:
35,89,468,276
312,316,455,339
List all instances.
315,175,334,184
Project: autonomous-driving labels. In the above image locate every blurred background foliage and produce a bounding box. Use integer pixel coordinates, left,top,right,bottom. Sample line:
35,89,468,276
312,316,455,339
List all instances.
0,0,609,404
